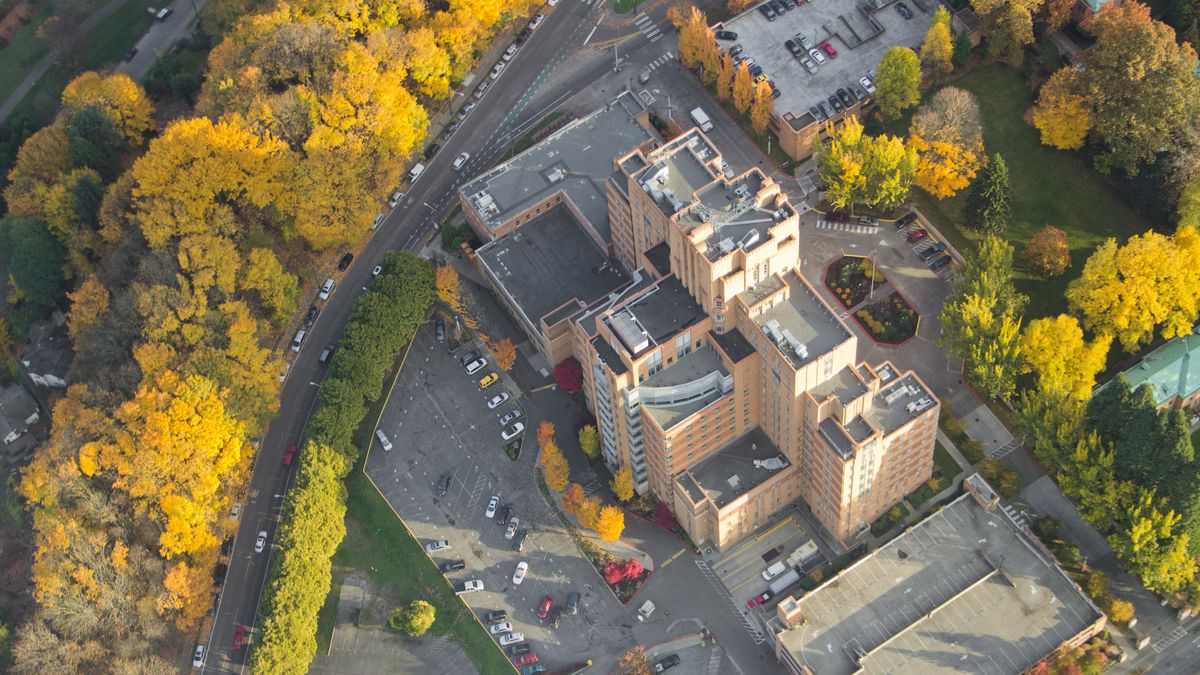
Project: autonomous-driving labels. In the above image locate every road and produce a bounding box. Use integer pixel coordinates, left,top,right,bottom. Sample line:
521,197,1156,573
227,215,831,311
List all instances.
200,1,672,671
121,0,210,80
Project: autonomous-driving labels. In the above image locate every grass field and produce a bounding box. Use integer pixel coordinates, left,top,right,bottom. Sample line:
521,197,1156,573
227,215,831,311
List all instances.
892,65,1146,320
0,6,54,103
933,441,962,480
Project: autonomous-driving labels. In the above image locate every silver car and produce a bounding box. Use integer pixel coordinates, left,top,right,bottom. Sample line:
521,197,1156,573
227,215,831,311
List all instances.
800,57,817,74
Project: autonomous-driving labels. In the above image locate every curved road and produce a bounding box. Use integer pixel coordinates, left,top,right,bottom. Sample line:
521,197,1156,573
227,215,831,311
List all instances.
201,2,667,672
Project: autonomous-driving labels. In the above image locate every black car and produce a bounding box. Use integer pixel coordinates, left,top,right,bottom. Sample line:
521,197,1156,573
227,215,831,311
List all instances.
770,0,787,13
435,318,445,342
512,528,528,551
729,44,743,57
486,609,508,623
781,0,797,7
749,64,763,77
819,101,834,119
515,28,531,45
896,2,914,18
546,607,562,629
714,29,737,40
809,105,825,122
919,243,947,260
758,3,777,20
425,143,440,159
496,503,512,525
769,81,781,99
565,591,580,615
337,252,353,271
304,305,320,327
459,349,481,366
439,559,466,573
654,654,682,672
784,39,802,56
930,254,954,270
436,473,452,496
507,643,531,657
124,47,138,61
895,212,918,229
837,88,855,108
828,95,844,113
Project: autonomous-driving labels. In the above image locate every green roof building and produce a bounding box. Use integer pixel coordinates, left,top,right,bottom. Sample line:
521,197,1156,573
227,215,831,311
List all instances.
1102,327,1200,411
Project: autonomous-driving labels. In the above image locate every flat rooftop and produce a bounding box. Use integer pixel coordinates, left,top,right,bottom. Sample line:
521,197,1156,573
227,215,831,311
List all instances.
477,205,629,327
460,91,654,242
809,365,868,405
680,172,796,262
605,277,707,357
742,273,852,368
634,131,719,215
864,371,936,436
719,0,935,126
680,428,790,508
778,490,1103,675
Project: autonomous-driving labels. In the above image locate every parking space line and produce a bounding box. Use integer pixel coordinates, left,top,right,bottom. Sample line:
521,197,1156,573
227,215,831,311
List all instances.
719,515,794,562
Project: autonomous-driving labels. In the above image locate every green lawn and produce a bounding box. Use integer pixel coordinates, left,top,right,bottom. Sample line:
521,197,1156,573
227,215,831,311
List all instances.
933,441,962,482
893,65,1146,320
1193,429,1200,455
612,0,638,13
0,6,54,103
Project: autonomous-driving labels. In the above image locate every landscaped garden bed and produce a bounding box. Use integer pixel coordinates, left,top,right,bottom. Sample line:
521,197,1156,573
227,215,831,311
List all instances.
853,292,919,344
824,256,885,309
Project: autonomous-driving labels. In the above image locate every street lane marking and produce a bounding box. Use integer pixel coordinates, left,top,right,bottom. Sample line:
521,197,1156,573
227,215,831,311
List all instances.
659,547,687,569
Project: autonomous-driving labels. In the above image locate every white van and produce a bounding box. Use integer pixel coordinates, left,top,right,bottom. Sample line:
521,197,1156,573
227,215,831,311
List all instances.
690,107,714,132
761,561,787,581
319,278,335,301
375,429,393,452
408,163,426,181
291,330,306,352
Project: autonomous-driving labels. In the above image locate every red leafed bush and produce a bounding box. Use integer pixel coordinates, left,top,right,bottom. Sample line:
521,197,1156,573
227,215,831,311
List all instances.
621,558,644,581
553,357,583,393
652,502,679,531
603,562,624,584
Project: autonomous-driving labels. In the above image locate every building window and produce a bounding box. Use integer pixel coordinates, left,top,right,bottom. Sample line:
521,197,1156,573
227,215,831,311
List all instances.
647,350,663,376
675,331,692,358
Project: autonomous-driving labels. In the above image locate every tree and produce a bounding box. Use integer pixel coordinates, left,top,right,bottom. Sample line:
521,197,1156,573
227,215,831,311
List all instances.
553,357,583,393
610,466,635,502
66,105,127,181
716,51,735,102
60,72,153,144
1066,226,1200,352
678,7,712,72
1018,387,1085,467
2,218,67,310
435,265,464,315
491,338,516,371
1058,432,1135,529
966,153,1011,234
1039,0,1076,33
1031,69,1091,151
971,0,1043,66
1023,225,1071,277
749,81,773,135
577,495,602,530
537,420,556,449
0,319,10,357
67,274,110,341
1108,488,1197,596
560,483,585,514
617,645,652,675
732,62,753,114
816,116,917,211
920,8,954,80
242,248,299,323
578,425,600,461
540,441,570,492
874,47,921,120
389,600,435,637
1019,315,1109,401
728,0,757,12
1079,2,1200,174
953,32,973,66
596,505,625,541
1108,599,1135,623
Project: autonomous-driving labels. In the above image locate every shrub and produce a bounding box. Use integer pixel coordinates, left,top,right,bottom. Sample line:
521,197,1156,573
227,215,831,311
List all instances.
389,600,436,637
1032,516,1061,542
1053,542,1082,566
1108,598,1134,623
553,357,583,393
1024,225,1071,277
1086,571,1109,601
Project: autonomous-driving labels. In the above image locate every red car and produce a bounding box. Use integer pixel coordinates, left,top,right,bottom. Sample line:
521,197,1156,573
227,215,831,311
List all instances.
233,625,248,649
906,228,928,244
283,444,297,466
820,41,837,57
537,595,553,619
514,653,540,667
746,590,774,609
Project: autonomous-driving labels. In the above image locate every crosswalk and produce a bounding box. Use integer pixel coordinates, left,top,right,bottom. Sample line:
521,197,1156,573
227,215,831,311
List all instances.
989,436,1023,459
645,51,676,71
816,218,878,234
1003,504,1030,528
634,12,664,42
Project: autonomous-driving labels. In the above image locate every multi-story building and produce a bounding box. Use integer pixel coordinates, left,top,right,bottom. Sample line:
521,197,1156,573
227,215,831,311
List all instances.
462,96,940,551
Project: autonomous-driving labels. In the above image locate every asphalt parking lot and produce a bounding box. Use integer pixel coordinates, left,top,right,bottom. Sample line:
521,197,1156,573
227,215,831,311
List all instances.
365,323,633,670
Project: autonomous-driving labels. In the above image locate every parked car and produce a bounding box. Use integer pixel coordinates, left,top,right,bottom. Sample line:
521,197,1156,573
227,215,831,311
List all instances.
808,48,825,65
919,243,947,260
319,278,335,300
747,590,774,609
930,254,954,270
490,622,514,635
502,422,525,441
435,318,445,342
512,561,528,585
496,503,512,525
372,265,382,277
728,44,743,57
796,33,811,49
715,29,737,40
192,646,205,668
758,4,776,21
425,143,441,159
828,95,844,113
319,343,335,365
465,358,488,375
784,39,803,56
799,57,817,74
442,122,460,140
388,190,404,208
498,632,525,646
895,212,918,229
503,44,519,61
425,540,450,553
821,41,838,57
124,47,138,61
372,212,385,230
850,83,868,101
749,64,763,78
505,517,520,540
453,152,471,171
291,330,307,352
487,392,510,409
499,409,523,426
907,228,929,244
436,472,452,496
809,105,825,121
283,444,297,466
565,591,581,615
457,579,484,594
529,13,544,29
896,2,914,18
536,595,553,619
255,530,268,553
479,372,499,389
514,653,540,667
512,528,528,552
520,665,546,675
546,607,561,629
230,503,242,520
507,642,531,656
485,495,499,519
440,559,466,573
860,75,877,93
836,88,855,108
761,561,787,581
337,252,353,271
486,610,508,623
654,654,681,672
375,429,393,451
304,305,319,327
459,349,481,366
457,102,477,121
490,62,506,80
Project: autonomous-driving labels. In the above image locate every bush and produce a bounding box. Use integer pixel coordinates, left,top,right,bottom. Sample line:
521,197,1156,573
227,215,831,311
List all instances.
553,357,583,393
390,600,436,637
960,439,987,463
1086,571,1109,601
979,458,1020,498
1108,598,1134,623
1032,516,1061,542
1053,541,1082,566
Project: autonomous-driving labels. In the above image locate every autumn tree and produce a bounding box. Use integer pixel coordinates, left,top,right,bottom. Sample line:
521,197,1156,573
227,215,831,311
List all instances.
966,153,1011,234
67,274,110,341
908,87,984,199
60,71,154,144
716,51,735,101
596,505,625,541
874,47,921,120
939,234,1028,400
243,248,299,322
577,495,602,530
617,645,652,675
610,466,635,502
1039,0,1076,33
560,483,585,514
732,61,753,114
390,600,436,637
678,7,713,72
750,80,773,135
1031,68,1090,151
1019,315,1110,401
816,115,917,211
1023,225,1070,277
971,0,1043,66
728,0,757,12
575,426,599,464
1108,488,1197,596
920,7,954,80
537,420,556,449
1066,226,1200,352
540,441,571,492
491,338,517,371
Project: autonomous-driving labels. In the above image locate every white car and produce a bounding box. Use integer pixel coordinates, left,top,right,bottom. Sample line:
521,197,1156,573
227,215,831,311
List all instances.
425,540,450,553
800,56,817,74
490,62,505,80
505,517,520,540
809,48,826,65
503,44,519,61
388,190,404,208
499,409,523,426
255,530,268,553
453,152,471,171
512,562,528,585
372,265,382,277
459,579,484,594
548,0,559,5
319,278,335,301
860,75,876,93
761,561,787,581
502,422,524,441
485,495,499,519
230,503,241,520
487,392,510,409
375,429,393,452
530,13,544,29
499,632,525,646
465,358,488,375
291,330,306,352
473,82,490,99
491,621,514,635
192,645,205,668
372,212,384,230
457,102,477,121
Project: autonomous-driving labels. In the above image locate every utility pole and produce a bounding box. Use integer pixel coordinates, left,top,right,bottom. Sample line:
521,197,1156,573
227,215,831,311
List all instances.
613,43,621,72
868,248,878,300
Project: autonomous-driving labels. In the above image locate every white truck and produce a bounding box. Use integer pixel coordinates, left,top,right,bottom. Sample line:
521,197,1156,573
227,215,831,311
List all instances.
690,107,714,132
768,568,801,595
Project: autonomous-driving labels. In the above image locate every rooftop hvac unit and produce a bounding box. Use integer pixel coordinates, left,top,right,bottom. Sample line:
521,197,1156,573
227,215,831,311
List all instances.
766,319,781,332
906,397,934,414
766,325,784,345
666,192,685,213
735,184,751,199
650,188,664,202
546,168,564,183
718,238,736,254
754,456,788,471
738,230,761,250
883,384,912,405
649,165,670,185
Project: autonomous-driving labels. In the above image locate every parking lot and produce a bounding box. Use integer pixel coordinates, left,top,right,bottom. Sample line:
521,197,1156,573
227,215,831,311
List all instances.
365,323,634,670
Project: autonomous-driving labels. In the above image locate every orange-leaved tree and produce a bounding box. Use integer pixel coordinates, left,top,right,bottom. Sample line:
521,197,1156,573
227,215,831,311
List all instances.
596,505,625,541
560,483,585,515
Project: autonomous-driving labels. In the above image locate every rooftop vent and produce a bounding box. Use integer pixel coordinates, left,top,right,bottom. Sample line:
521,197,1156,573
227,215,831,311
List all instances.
906,397,934,414
738,229,761,250
718,238,736,254
726,474,742,491
546,168,565,183
754,456,788,471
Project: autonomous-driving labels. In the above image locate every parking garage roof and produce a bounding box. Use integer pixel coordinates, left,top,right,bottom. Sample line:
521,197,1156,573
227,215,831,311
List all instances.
718,0,935,126
459,91,654,242
776,490,1103,675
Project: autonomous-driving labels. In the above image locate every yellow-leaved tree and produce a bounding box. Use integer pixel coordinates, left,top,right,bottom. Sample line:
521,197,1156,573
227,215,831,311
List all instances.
1031,68,1091,150
919,6,954,80
732,62,753,114
610,466,634,502
750,80,774,135
908,87,984,199
540,441,570,492
60,71,154,144
1018,315,1110,401
596,505,625,541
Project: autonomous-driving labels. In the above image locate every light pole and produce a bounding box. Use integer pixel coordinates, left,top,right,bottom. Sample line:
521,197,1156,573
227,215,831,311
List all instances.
868,248,878,300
